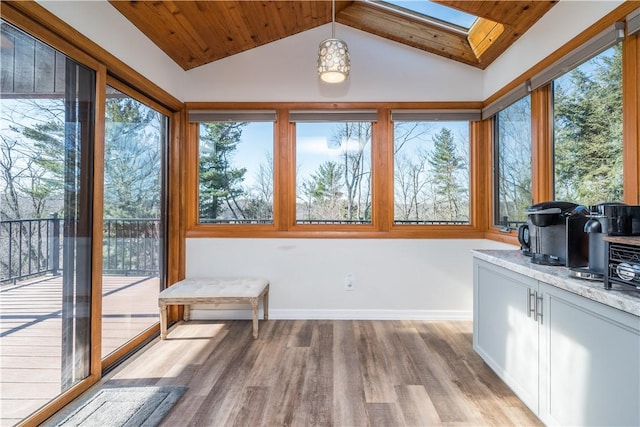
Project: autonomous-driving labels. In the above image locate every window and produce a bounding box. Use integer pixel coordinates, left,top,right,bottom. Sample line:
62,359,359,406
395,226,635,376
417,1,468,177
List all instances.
494,96,532,227
295,118,373,224
393,119,471,224
552,44,623,205
197,119,274,224
375,1,477,29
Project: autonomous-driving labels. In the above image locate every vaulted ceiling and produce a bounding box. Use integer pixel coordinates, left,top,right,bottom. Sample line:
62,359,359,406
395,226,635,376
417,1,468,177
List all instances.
109,1,557,71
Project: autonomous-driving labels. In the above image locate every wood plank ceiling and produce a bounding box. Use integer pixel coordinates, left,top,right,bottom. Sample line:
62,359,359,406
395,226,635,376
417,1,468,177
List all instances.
109,1,557,71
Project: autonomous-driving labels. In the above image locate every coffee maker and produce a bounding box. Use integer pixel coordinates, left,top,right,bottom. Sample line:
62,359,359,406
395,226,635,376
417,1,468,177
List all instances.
580,203,627,278
572,203,640,280
518,201,589,266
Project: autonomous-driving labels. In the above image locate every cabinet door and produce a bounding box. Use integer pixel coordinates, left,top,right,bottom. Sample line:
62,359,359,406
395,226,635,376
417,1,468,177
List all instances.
473,260,540,413
539,282,640,426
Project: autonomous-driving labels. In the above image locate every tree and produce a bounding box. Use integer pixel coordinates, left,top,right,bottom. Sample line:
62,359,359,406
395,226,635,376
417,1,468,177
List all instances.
0,99,66,220
244,151,274,221
0,99,66,280
298,161,345,220
393,122,434,222
198,122,248,220
554,45,622,205
104,96,162,219
296,122,372,223
334,122,371,221
394,149,429,221
497,96,532,224
428,127,467,220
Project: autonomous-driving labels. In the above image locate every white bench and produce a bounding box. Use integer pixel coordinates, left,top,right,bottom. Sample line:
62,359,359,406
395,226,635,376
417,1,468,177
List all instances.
158,278,269,339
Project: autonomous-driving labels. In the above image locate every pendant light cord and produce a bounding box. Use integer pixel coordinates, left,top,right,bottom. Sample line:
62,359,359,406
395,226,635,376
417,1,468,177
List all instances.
331,0,336,38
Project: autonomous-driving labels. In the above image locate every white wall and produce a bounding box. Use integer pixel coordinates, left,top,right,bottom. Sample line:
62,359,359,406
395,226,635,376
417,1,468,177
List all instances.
184,24,484,102
36,1,625,102
37,0,185,100
186,238,516,319
483,0,624,98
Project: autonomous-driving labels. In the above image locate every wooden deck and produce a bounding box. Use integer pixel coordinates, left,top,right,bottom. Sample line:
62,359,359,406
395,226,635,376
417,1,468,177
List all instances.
0,275,160,426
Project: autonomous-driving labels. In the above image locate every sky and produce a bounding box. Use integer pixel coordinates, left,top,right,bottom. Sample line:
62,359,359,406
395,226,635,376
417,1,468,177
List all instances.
380,1,477,29
225,120,470,191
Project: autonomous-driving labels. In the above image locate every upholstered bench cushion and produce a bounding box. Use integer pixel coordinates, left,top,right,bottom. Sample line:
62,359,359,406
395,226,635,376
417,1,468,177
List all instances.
158,277,269,339
158,278,269,299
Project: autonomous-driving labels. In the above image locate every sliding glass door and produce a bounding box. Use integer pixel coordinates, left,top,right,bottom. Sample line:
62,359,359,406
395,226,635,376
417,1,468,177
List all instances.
102,86,167,360
0,21,169,424
0,21,96,423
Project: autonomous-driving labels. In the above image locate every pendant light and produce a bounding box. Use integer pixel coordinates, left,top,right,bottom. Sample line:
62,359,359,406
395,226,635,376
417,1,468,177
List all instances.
317,0,351,83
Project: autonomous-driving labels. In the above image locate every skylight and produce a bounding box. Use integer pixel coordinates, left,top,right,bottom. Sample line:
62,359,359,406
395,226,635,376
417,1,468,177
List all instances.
376,1,477,30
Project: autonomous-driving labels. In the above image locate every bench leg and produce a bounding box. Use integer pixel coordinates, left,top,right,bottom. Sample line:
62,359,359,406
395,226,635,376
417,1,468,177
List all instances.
160,305,168,340
263,290,269,321
251,298,259,339
183,304,191,322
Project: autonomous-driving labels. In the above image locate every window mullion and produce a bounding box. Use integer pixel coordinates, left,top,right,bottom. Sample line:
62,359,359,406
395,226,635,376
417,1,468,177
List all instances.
623,31,640,204
374,109,391,231
275,110,292,230
531,85,553,204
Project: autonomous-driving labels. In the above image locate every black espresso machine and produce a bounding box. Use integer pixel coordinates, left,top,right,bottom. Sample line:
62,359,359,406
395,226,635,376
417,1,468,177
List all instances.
518,201,589,266
578,203,640,282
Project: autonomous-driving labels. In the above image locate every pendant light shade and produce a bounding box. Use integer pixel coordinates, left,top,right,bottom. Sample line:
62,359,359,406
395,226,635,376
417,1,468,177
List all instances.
317,38,351,83
317,0,350,83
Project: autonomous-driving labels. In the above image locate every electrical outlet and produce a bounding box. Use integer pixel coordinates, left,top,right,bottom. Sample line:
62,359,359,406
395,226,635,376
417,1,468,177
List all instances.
345,274,354,291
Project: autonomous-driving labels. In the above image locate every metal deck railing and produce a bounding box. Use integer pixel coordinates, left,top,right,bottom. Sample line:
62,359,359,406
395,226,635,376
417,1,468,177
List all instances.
0,217,161,284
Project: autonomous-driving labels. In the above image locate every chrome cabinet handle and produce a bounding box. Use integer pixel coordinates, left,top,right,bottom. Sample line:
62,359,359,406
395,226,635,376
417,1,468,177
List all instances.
536,293,544,324
527,288,536,318
527,289,543,323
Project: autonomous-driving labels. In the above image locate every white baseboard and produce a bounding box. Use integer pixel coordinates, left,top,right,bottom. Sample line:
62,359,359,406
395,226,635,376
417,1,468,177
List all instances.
190,308,472,321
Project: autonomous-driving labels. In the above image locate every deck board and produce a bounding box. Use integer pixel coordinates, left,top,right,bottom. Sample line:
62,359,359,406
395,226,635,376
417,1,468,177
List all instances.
0,274,159,425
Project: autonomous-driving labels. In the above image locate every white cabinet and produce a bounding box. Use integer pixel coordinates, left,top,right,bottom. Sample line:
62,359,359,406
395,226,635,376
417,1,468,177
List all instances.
473,260,540,413
474,259,640,426
539,282,640,426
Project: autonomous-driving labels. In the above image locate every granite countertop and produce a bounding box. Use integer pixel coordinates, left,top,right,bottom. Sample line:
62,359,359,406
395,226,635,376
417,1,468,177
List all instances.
471,249,640,317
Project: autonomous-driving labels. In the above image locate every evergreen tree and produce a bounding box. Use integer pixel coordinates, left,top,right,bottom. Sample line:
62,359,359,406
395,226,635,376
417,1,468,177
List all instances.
299,160,345,220
0,99,66,220
428,127,466,220
104,96,162,219
554,45,622,205
198,122,248,220
20,120,65,218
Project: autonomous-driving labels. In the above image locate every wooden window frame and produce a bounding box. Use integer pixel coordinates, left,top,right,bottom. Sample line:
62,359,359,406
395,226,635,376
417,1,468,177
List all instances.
192,117,279,232
289,117,378,233
483,3,640,246
490,94,534,229
184,102,486,239
100,77,172,370
549,41,624,205
389,119,477,232
623,24,640,205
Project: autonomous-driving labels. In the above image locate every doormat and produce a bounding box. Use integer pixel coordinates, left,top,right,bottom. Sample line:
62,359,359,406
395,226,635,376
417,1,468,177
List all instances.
54,385,187,427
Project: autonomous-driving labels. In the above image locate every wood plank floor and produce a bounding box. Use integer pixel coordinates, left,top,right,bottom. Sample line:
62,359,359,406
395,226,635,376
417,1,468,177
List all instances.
59,319,542,426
